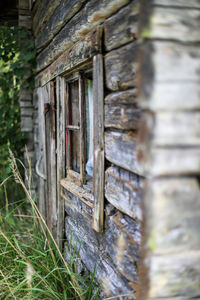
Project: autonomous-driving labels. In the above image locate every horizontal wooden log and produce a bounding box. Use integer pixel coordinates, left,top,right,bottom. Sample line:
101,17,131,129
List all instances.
153,0,200,8
20,107,33,116
147,252,200,299
35,0,87,51
21,116,33,132
19,89,32,101
65,218,137,297
32,0,61,37
18,15,32,29
105,42,138,91
105,105,141,130
20,100,33,108
144,147,200,175
140,82,200,110
36,0,130,71
105,130,142,175
150,112,200,146
151,41,200,82
36,27,102,87
64,206,140,292
105,90,141,130
149,7,200,42
105,89,138,105
105,166,143,220
144,178,200,255
104,0,139,51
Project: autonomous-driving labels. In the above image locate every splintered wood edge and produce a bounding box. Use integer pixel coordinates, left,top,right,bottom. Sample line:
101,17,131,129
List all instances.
60,178,94,209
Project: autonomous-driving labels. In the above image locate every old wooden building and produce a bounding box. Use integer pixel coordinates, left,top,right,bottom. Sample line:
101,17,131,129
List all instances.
2,0,200,298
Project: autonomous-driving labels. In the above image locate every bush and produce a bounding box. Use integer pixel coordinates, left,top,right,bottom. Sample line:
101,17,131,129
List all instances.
0,24,36,202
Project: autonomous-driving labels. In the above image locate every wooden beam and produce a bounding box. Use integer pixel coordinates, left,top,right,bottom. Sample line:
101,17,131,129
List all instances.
56,76,66,249
92,54,104,232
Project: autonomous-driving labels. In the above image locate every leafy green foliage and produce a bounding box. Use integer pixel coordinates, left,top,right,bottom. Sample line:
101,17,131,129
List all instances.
0,25,36,202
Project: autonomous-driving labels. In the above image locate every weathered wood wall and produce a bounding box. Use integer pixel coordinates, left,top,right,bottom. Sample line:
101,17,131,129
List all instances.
138,0,200,299
18,0,37,196
32,0,143,298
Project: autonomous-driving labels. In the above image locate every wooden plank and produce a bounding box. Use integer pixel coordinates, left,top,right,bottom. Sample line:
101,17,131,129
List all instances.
37,87,47,220
105,104,141,130
147,252,200,299
21,116,33,132
35,0,87,51
149,7,200,42
32,0,61,37
48,82,57,237
44,83,52,232
105,166,143,220
104,0,139,51
35,0,130,70
153,0,200,8
61,179,94,208
56,76,66,248
151,41,200,82
105,89,138,105
105,42,138,91
153,112,200,146
92,54,104,232
36,27,102,87
140,82,200,111
63,190,140,293
144,147,200,176
105,90,141,130
144,178,200,255
105,130,142,175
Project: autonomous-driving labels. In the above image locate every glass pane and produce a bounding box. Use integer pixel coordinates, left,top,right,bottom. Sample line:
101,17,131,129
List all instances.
68,80,80,126
70,130,80,173
85,79,93,177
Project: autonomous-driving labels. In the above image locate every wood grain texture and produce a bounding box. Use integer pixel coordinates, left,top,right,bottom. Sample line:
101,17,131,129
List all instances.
153,112,200,146
93,54,104,232
105,89,142,130
56,77,66,248
105,166,143,220
151,41,200,82
105,42,138,91
149,7,200,42
140,82,200,111
61,179,94,208
32,0,61,37
105,130,142,175
63,187,140,296
36,0,130,70
145,147,200,176
36,27,102,86
144,178,200,255
35,0,87,51
153,0,200,8
37,87,47,220
45,82,57,238
147,252,200,299
104,0,139,51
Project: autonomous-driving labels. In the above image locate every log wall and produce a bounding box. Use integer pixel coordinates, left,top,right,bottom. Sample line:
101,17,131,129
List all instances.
138,1,200,299
32,0,142,298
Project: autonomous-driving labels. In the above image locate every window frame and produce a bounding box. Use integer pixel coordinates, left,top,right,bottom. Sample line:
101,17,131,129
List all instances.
60,54,104,232
65,70,93,187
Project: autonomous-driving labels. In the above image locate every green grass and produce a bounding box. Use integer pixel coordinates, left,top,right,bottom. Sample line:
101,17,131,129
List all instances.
0,150,100,299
